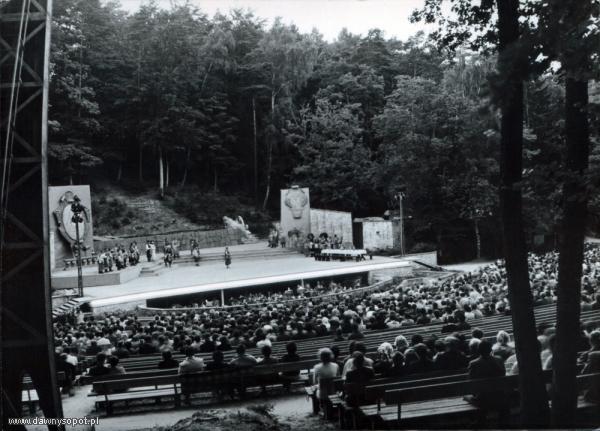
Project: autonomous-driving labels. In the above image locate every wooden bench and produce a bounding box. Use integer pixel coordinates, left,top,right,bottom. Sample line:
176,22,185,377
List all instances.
21,372,67,414
379,371,600,428
93,359,318,416
332,370,469,428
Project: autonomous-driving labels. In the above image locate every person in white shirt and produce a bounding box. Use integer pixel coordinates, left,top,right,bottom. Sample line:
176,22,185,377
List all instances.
312,348,339,405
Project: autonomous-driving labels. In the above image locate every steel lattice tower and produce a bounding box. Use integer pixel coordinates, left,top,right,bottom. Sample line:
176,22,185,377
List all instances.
0,0,63,428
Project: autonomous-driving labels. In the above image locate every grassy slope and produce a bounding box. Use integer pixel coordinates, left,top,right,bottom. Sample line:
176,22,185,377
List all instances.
91,184,272,237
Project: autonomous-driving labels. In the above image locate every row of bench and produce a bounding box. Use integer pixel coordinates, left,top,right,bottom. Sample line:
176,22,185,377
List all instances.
91,359,318,415
79,305,600,375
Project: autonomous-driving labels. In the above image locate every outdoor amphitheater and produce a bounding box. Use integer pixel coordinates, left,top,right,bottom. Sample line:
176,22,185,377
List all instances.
2,0,600,430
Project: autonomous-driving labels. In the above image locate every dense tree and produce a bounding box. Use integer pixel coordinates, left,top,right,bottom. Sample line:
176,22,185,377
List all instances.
46,0,596,266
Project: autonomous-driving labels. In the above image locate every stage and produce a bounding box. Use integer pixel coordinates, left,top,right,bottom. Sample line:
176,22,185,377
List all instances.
73,247,416,312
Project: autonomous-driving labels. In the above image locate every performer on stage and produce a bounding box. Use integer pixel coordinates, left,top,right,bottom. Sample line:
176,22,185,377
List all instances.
224,247,232,269
192,245,201,266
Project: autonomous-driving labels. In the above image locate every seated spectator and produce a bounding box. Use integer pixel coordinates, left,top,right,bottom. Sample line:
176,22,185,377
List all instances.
468,338,482,362
543,334,556,370
582,351,600,403
178,347,205,374
394,335,409,353
139,336,158,355
467,340,508,422
107,356,126,375
334,328,346,341
88,353,110,377
199,334,216,353
347,323,364,340
342,342,373,379
229,344,257,368
409,343,435,374
65,347,79,367
280,341,301,390
373,342,394,375
492,331,514,362
206,350,228,371
258,345,278,365
86,341,101,356
387,351,405,377
580,330,600,364
312,348,339,411
158,350,179,369
471,328,484,340
435,337,469,371
55,353,75,396
114,341,130,359
345,353,375,407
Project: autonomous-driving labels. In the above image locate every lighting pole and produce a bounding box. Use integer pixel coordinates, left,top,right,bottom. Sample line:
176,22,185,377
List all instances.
395,188,406,256
71,195,84,297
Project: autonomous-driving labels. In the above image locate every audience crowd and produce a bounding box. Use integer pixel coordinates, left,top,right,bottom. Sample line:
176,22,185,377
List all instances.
53,246,600,402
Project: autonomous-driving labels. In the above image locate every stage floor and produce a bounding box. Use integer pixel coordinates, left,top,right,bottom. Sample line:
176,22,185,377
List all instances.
84,249,411,309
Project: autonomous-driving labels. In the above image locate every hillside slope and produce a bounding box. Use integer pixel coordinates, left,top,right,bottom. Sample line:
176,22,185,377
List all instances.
91,185,272,237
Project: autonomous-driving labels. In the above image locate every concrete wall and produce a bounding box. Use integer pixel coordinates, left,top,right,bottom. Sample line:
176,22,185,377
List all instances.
48,185,94,270
310,208,352,242
280,186,310,237
361,219,395,250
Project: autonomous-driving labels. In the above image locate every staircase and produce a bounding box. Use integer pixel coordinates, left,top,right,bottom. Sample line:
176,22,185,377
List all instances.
52,296,91,318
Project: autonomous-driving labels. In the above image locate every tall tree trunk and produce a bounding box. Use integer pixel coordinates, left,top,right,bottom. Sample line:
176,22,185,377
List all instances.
180,145,191,188
262,92,276,210
474,218,481,260
116,161,122,183
158,147,164,198
165,157,170,189
496,0,550,426
253,96,258,205
138,140,144,183
551,71,589,427
263,139,272,210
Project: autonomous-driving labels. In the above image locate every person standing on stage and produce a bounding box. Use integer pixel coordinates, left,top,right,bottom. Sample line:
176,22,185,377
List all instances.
192,245,201,266
145,241,152,262
224,247,232,269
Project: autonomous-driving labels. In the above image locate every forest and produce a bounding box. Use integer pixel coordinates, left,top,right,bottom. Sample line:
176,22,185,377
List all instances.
48,0,599,258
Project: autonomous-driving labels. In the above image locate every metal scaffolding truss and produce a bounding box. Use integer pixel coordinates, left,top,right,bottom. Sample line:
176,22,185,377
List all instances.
0,0,63,427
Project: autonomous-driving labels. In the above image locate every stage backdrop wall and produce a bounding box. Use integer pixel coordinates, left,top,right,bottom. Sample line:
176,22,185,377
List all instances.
355,217,396,250
48,185,94,270
280,186,310,237
310,208,353,243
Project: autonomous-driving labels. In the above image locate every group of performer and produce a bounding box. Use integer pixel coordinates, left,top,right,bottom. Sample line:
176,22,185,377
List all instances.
268,228,286,248
305,232,344,257
97,242,141,273
96,238,233,272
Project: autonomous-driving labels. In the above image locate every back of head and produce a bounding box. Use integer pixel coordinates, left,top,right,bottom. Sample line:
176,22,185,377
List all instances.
478,340,493,357
236,344,246,355
96,353,106,364
162,350,172,360
353,352,365,368
354,342,367,354
471,328,484,339
184,346,195,358
496,330,510,346
213,349,224,363
286,341,297,355
319,347,333,363
261,345,272,357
